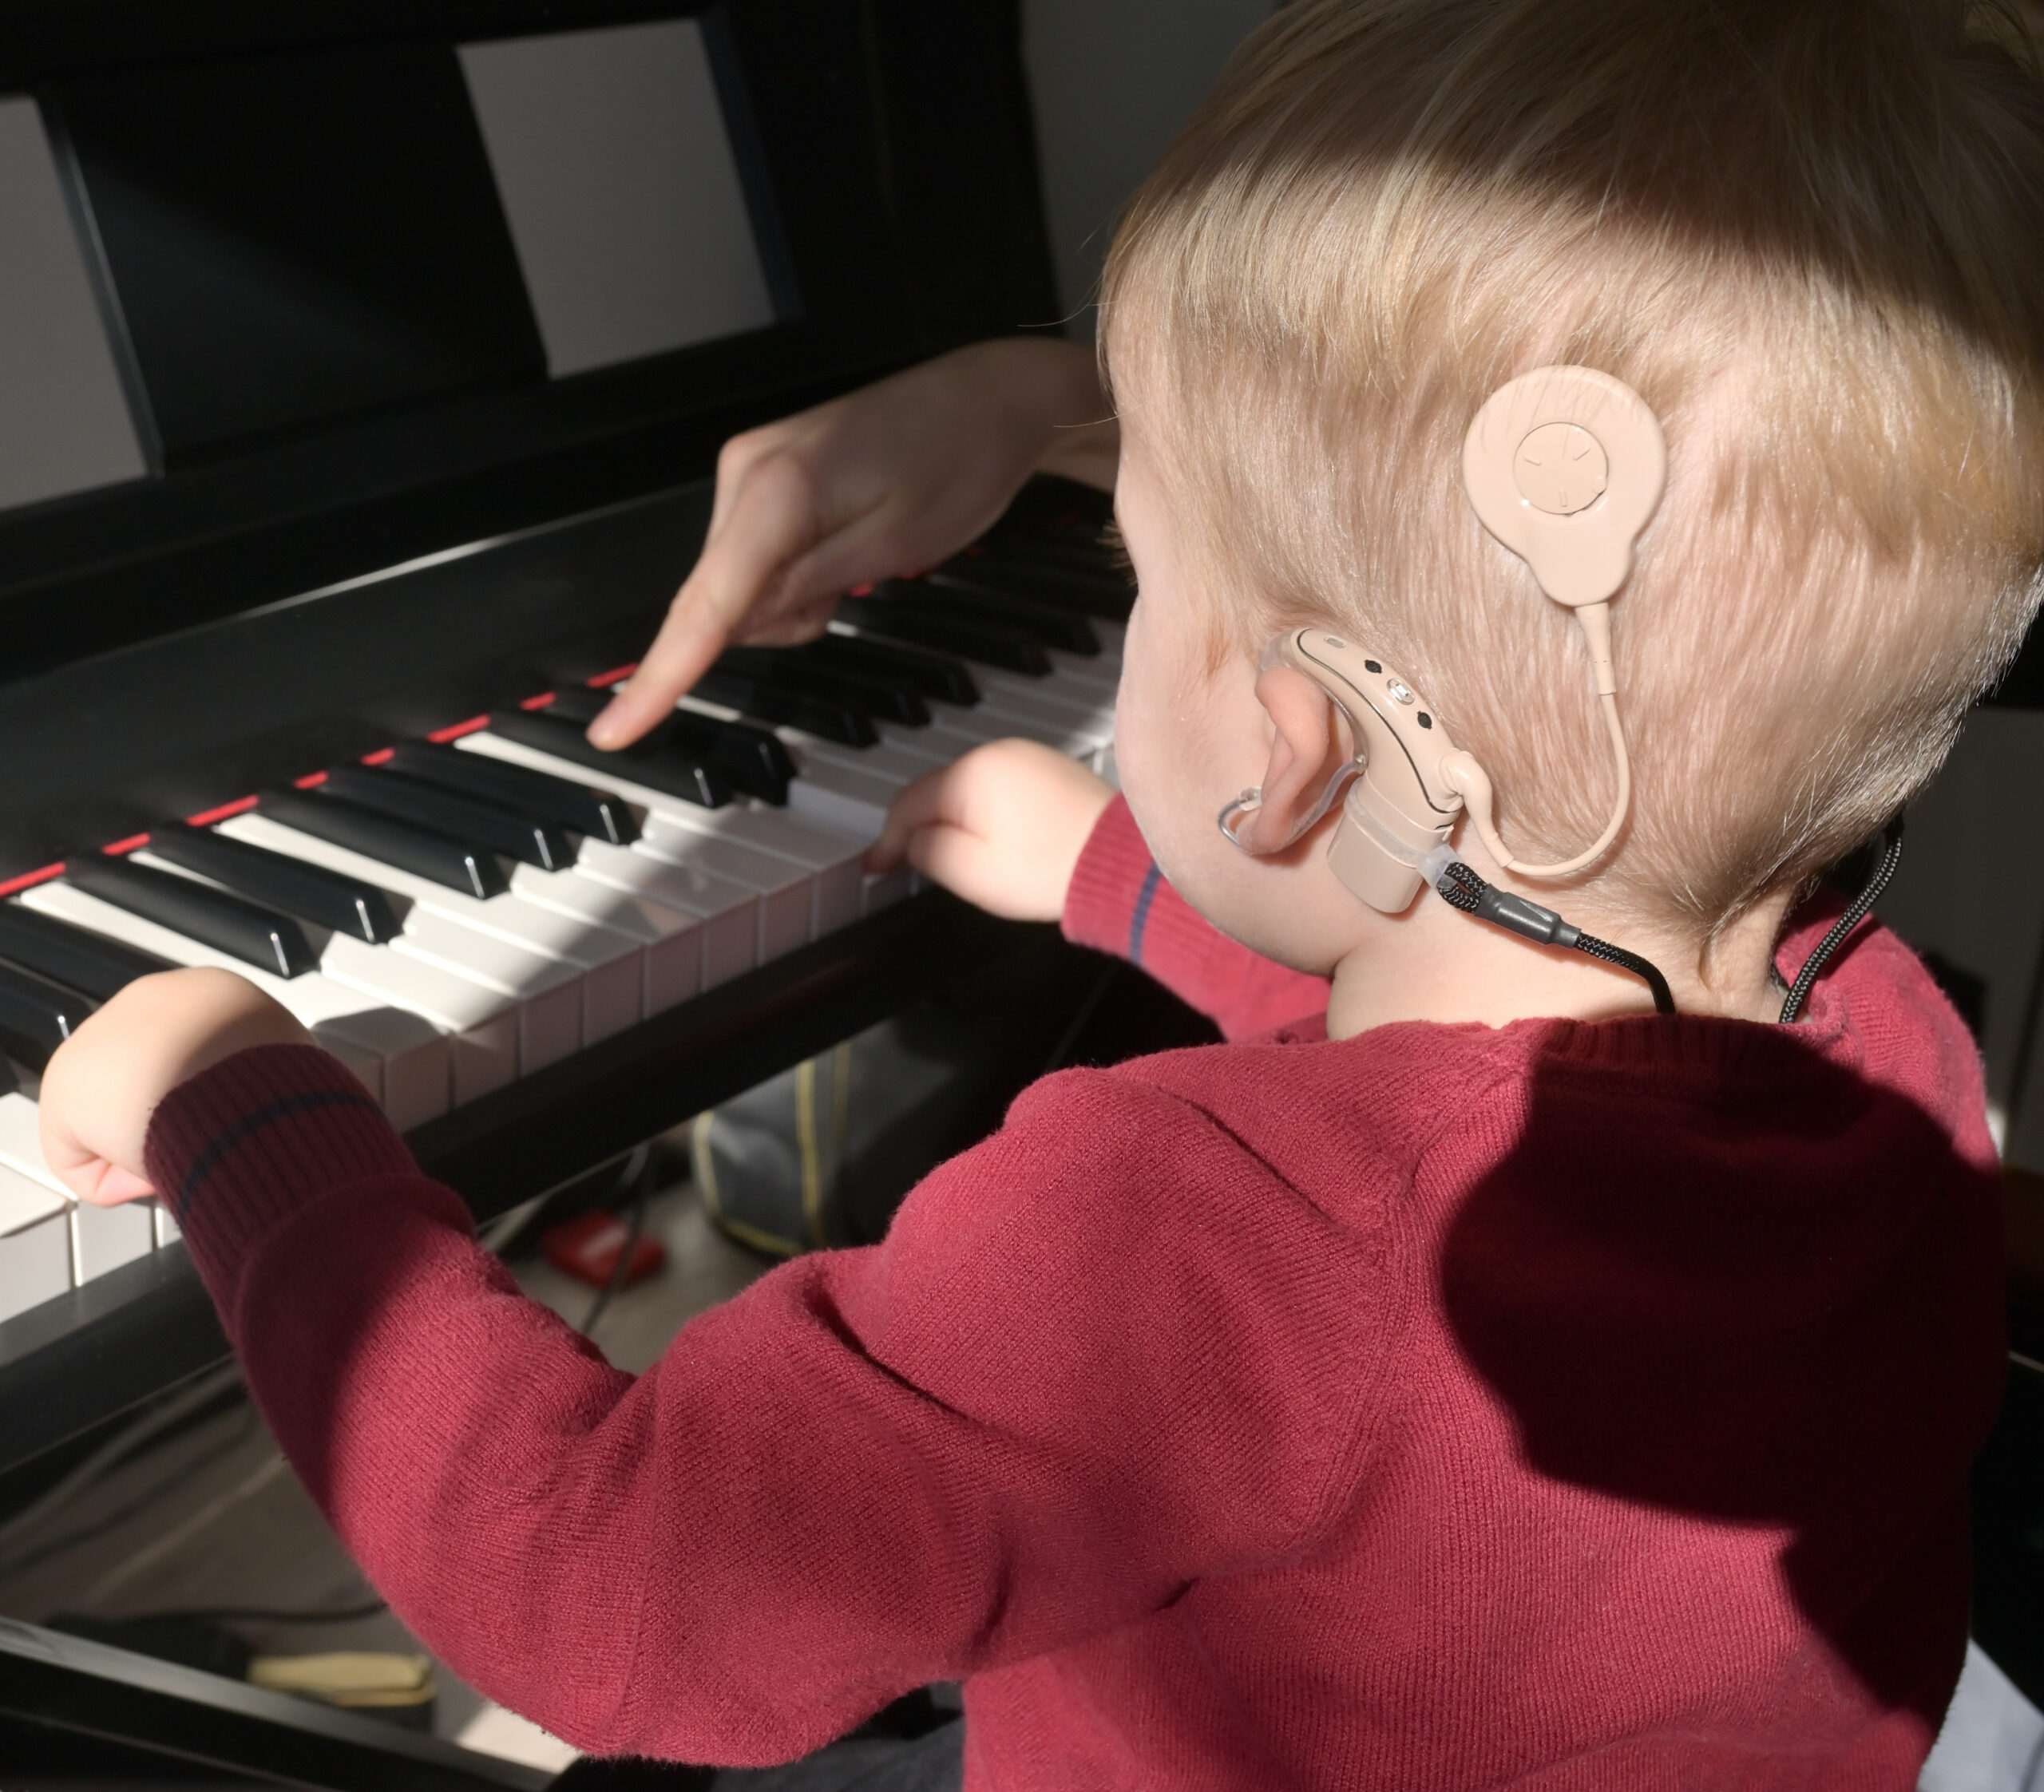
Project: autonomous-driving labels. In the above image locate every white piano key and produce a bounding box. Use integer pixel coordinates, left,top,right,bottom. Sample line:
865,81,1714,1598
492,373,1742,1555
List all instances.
1044,644,1122,690
22,876,448,1130
454,732,767,979
311,935,518,1103
457,730,867,943
73,1197,153,1284
0,1162,70,1323
0,1092,63,1195
781,754,899,840
216,816,643,1046
564,837,757,990
442,726,819,959
154,1201,182,1248
975,675,1117,744
380,915,582,1073
455,726,863,935
0,1094,143,1284
862,865,913,916
629,822,810,961
653,807,866,938
505,865,702,1018
778,734,929,793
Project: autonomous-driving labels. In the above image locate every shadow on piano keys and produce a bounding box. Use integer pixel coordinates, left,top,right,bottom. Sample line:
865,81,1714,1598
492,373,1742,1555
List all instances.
0,478,1130,1479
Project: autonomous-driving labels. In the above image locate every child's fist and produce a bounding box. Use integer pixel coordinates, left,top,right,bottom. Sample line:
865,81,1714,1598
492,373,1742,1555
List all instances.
39,968,314,1206
867,738,1115,923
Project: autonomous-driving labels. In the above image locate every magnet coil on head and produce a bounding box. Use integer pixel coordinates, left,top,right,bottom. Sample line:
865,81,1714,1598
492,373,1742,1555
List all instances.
1461,366,1666,609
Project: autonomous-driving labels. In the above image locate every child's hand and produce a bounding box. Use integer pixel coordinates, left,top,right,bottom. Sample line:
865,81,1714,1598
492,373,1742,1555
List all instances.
867,739,1115,923
40,968,314,1205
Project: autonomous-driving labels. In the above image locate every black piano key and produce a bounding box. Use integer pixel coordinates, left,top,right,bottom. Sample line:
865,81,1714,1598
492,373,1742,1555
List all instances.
536,689,781,805
488,708,739,809
656,711,792,805
687,667,880,748
0,958,96,1070
321,766,576,872
914,575,1101,654
388,742,640,846
0,902,176,1003
261,788,510,900
837,599,1053,676
718,647,931,727
973,532,1123,577
66,854,319,980
148,825,402,944
802,633,980,706
964,539,1136,618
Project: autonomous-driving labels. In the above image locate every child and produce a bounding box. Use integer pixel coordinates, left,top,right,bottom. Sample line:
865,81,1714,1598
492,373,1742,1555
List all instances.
40,1,2043,1785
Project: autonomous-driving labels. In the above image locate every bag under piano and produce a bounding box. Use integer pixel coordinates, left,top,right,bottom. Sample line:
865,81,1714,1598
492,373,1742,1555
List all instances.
691,929,1218,1256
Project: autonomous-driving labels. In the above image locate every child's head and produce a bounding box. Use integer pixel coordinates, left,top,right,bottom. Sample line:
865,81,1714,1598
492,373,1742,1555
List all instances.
1099,0,2044,946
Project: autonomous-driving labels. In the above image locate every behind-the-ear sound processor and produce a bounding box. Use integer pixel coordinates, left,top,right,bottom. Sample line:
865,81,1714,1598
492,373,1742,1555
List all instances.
1216,364,1900,1021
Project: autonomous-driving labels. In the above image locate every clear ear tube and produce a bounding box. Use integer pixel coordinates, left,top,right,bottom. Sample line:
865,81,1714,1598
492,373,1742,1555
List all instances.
1217,635,1375,852
1216,765,1360,853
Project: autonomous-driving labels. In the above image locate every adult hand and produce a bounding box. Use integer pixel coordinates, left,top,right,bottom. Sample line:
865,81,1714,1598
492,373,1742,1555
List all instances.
588,337,1116,749
40,968,315,1205
867,738,1116,924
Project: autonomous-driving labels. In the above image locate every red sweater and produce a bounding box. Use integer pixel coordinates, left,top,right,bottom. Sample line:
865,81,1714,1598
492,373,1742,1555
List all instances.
148,797,2006,1790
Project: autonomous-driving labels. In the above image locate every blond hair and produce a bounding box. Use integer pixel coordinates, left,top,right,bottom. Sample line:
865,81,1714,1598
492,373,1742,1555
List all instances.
1101,0,2044,936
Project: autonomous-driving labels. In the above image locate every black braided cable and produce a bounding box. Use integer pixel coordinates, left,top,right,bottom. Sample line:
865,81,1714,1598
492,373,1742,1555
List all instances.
1572,932,1677,1016
1436,864,1483,915
1779,819,1905,1025
1434,860,1675,1015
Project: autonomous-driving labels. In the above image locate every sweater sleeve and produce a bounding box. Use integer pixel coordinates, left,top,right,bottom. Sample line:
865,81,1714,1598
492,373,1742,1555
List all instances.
1061,795,1329,1039
146,1043,1381,1766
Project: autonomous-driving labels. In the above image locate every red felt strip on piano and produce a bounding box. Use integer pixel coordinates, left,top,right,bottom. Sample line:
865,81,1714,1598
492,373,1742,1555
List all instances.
186,795,261,827
0,863,65,897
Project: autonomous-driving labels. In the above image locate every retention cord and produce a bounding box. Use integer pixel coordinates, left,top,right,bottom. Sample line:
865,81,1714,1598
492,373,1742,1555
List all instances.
1428,855,1676,1015
1778,818,1905,1025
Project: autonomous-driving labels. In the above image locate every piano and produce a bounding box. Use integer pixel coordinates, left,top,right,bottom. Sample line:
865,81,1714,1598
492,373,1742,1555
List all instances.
0,0,1125,1489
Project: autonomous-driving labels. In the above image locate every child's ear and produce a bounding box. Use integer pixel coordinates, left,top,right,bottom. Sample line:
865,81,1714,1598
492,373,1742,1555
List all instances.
1229,663,1355,856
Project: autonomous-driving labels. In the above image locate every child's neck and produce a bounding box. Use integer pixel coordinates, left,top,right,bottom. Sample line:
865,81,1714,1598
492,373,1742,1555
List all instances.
1321,887,1792,1038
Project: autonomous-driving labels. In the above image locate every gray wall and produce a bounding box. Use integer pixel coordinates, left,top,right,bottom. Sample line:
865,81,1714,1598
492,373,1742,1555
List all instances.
1021,0,1278,330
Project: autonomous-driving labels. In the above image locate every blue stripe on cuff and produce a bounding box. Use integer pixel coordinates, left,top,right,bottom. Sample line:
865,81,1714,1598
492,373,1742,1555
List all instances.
175,1088,383,1221
1128,862,1164,966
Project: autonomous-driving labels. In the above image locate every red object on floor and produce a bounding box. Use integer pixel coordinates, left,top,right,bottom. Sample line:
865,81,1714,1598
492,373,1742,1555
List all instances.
540,1211,667,1291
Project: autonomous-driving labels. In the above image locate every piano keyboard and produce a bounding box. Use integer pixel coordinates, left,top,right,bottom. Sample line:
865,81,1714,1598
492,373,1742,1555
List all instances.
0,540,1126,1325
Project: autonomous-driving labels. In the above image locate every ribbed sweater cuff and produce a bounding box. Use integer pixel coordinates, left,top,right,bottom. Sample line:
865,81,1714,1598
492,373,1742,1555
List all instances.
1062,794,1155,960
143,1044,420,1297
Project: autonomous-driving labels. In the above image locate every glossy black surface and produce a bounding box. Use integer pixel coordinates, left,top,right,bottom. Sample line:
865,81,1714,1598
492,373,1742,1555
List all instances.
389,742,641,846
0,958,96,1069
0,1615,545,1791
258,789,510,900
916,572,1100,653
804,631,980,706
65,855,318,979
0,902,172,1001
837,599,1052,675
321,765,577,872
486,706,736,808
53,43,545,457
690,666,880,746
147,825,403,943
719,644,932,726
946,542,1135,622
0,0,1055,686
